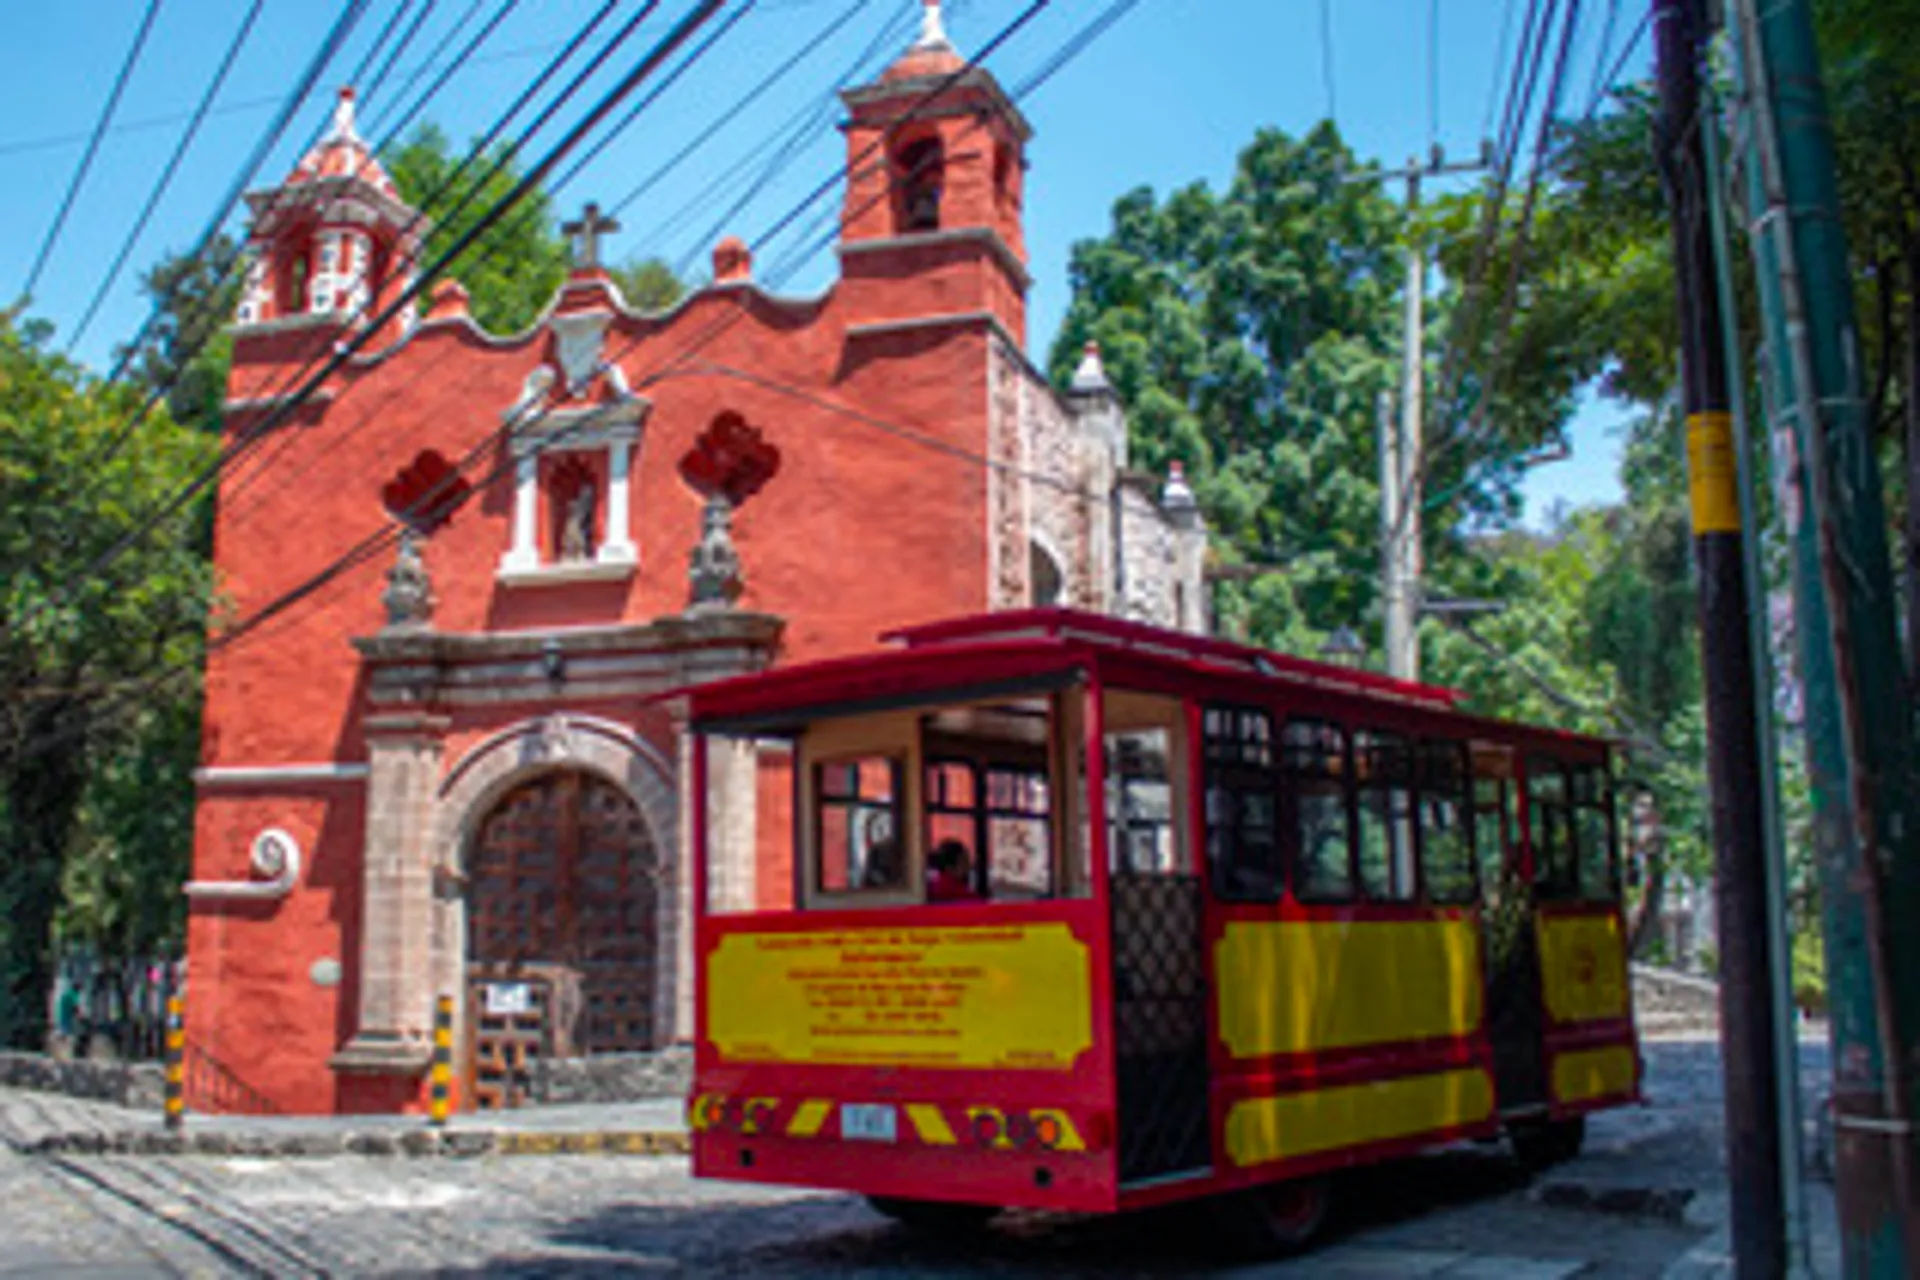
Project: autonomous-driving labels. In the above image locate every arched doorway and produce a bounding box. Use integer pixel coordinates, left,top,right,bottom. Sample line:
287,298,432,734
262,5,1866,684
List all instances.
465,768,659,1109
1030,541,1065,608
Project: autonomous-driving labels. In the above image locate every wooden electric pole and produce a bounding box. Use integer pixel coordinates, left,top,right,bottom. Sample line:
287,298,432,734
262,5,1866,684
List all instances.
1350,147,1487,681
1653,1,1787,1273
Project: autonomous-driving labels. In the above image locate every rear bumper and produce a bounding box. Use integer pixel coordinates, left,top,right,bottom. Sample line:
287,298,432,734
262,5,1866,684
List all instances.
691,1129,1115,1213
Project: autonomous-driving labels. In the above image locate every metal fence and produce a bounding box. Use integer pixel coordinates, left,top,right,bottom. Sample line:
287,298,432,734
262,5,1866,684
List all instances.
50,949,183,1062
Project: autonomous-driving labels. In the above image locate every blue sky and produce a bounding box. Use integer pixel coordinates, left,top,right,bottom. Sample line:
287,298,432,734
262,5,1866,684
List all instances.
0,0,1650,520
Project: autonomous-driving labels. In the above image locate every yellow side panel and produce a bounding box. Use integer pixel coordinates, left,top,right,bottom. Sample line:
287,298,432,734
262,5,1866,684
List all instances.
1214,920,1483,1059
707,923,1093,1070
1224,1068,1495,1168
1536,913,1630,1024
1552,1045,1637,1104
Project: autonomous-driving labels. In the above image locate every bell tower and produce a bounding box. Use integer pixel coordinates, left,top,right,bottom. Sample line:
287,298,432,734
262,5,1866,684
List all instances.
838,1,1033,344
232,89,425,352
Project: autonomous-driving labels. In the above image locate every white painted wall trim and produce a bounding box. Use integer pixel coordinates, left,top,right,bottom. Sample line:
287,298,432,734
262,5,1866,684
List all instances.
194,763,370,786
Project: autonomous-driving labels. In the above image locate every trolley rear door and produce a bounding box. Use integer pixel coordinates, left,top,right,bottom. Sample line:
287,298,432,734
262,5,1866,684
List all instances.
1104,694,1212,1186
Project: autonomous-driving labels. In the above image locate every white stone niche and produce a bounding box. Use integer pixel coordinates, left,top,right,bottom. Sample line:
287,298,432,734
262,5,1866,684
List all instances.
496,332,648,588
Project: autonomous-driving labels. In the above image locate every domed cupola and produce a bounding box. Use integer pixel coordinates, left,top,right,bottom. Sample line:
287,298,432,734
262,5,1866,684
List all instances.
235,88,424,343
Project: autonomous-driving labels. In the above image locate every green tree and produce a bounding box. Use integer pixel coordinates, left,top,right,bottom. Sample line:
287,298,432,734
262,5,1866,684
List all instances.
383,124,571,334
57,696,202,965
117,232,243,438
1048,125,1403,649
609,256,686,312
0,311,215,1048
382,125,687,330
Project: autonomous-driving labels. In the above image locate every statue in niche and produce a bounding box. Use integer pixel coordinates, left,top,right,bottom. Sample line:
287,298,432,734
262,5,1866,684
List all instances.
560,480,596,561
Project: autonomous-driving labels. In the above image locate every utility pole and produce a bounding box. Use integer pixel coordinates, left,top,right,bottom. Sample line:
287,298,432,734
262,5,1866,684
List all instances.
1730,0,1920,1272
1700,36,1811,1275
1653,2,1786,1275
1350,147,1487,682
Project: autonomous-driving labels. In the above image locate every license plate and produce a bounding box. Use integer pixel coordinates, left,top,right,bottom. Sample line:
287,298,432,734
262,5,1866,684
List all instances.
840,1103,897,1143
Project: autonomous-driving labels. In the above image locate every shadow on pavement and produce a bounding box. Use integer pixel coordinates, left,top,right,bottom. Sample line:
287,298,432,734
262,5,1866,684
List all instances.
437,1144,1537,1278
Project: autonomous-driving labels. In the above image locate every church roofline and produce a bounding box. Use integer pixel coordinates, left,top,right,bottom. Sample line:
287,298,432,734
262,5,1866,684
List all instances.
840,66,1034,142
332,271,837,375
243,176,423,236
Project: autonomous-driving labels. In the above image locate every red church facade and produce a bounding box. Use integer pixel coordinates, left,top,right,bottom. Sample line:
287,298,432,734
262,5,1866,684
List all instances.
186,5,1207,1115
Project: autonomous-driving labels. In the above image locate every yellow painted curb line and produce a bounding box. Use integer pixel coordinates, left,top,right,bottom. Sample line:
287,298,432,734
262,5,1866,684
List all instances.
492,1130,689,1156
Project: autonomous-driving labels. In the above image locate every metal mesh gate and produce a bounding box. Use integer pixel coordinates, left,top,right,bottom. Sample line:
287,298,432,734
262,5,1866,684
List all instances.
1111,872,1212,1183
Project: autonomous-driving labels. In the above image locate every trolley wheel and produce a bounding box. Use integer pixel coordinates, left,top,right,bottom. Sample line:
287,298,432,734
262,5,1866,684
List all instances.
1510,1114,1586,1170
864,1195,998,1235
1207,1177,1332,1257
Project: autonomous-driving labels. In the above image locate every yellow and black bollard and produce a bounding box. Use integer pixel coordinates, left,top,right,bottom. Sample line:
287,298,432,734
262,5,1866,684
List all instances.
428,994,453,1127
162,994,185,1132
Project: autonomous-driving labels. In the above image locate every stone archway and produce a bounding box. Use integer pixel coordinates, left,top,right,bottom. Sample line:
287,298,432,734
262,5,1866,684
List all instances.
1030,539,1066,607
430,715,681,1109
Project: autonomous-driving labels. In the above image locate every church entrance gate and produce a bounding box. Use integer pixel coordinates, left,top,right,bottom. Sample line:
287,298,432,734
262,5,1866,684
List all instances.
464,768,659,1110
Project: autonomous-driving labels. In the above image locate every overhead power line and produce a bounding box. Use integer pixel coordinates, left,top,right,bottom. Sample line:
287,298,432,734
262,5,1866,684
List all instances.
584,0,879,213
0,39,570,162
219,0,768,523
232,0,1102,651
1582,0,1624,116
360,0,443,117
225,0,893,526
16,0,1146,770
19,0,166,304
58,0,373,482
1423,1,1652,494
77,0,580,488
209,0,663,515
64,0,266,352
368,0,525,144
1482,0,1524,141
39,0,730,630
1428,0,1442,147
1319,0,1338,123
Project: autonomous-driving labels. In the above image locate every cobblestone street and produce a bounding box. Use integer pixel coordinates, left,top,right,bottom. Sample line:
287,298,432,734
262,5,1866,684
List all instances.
0,1037,1835,1278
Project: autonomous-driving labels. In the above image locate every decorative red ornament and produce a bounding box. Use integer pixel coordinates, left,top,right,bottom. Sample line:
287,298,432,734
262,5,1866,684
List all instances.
678,412,781,507
381,449,471,531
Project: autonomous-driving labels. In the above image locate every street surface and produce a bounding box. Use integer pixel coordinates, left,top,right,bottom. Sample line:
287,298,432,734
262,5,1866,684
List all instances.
0,1038,1831,1278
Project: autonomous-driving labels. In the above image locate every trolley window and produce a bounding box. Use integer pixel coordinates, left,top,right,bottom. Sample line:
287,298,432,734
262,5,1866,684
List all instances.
1420,740,1477,904
1205,705,1281,901
1109,729,1177,875
1473,772,1513,892
920,697,1060,901
816,755,905,893
923,757,1053,900
1527,759,1574,898
1571,761,1619,901
1356,730,1417,902
1284,719,1354,902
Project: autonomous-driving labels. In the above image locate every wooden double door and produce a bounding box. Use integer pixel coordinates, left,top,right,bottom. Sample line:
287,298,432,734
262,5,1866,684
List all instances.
466,769,660,1109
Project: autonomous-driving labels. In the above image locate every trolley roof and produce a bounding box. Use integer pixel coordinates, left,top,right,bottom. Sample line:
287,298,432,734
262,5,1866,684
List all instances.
682,609,1607,757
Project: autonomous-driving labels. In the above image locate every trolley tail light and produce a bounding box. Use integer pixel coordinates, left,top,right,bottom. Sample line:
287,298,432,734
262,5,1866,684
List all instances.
1028,1108,1087,1152
966,1105,1090,1152
689,1093,777,1135
689,1093,728,1132
968,1106,1006,1148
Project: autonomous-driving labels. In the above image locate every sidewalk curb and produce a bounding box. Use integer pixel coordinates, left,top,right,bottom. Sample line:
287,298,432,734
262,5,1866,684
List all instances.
19,1126,690,1159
